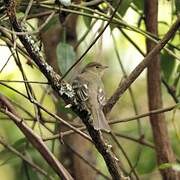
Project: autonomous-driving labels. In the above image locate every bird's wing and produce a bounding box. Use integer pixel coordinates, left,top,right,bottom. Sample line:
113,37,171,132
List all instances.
72,77,89,102
97,87,106,107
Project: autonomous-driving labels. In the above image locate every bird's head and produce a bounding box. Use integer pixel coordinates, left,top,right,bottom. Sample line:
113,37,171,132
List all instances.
82,62,108,76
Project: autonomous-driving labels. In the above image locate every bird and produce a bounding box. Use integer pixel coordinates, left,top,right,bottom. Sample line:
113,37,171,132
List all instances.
72,62,111,132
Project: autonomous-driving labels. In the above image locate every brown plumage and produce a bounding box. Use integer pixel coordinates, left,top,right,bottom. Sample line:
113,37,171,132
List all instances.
72,62,110,131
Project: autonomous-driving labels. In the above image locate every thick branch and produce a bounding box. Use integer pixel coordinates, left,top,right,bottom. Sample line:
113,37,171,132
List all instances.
104,17,180,114
145,1,180,179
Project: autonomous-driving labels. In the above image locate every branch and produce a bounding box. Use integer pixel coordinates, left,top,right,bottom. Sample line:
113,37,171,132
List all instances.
0,93,73,180
109,104,177,124
114,133,154,149
104,17,180,114
162,78,179,103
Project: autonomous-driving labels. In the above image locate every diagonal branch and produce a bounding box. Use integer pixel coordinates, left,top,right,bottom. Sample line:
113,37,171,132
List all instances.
104,17,180,114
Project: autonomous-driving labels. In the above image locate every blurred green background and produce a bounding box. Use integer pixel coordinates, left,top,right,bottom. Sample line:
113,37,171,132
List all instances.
0,0,179,179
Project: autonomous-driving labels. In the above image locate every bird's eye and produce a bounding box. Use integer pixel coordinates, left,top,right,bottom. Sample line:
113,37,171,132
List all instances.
96,66,99,69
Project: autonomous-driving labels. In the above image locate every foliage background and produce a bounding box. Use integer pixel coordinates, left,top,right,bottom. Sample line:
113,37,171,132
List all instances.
0,0,179,179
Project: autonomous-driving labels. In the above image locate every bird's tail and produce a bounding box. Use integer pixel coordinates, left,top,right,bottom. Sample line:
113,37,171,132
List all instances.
92,108,111,132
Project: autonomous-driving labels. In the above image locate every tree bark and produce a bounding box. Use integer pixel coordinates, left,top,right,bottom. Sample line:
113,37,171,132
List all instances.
145,0,180,179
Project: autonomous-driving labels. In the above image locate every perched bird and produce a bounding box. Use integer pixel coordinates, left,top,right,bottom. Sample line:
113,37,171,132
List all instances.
72,62,110,132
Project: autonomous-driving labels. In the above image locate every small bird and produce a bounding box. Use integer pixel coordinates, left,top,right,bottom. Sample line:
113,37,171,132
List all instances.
72,62,110,132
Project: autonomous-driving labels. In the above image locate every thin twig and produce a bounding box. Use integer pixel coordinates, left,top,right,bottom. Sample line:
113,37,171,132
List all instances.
22,0,34,22
0,50,14,73
109,104,177,124
114,133,154,149
0,80,49,84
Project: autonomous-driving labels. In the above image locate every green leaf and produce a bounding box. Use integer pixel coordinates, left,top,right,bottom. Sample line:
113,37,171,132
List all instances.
177,64,180,72
176,77,180,98
0,156,19,166
136,147,156,174
0,138,27,160
57,99,76,118
159,163,180,172
42,16,59,33
175,0,180,14
161,48,176,84
21,154,44,180
112,0,132,17
56,42,76,75
174,103,180,109
83,9,93,28
0,138,27,166
16,12,25,19
12,138,27,149
133,0,144,11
